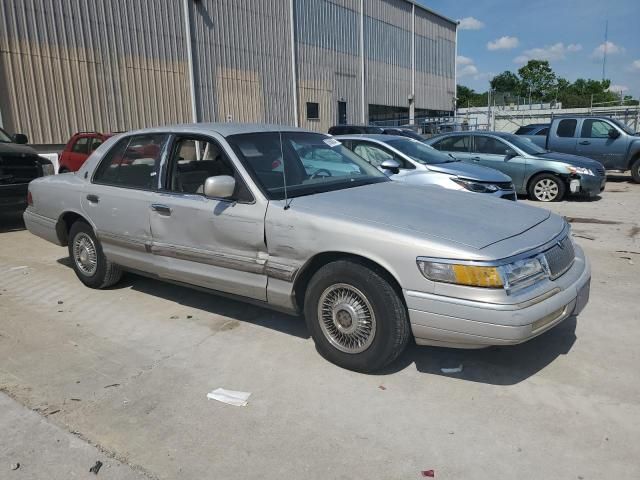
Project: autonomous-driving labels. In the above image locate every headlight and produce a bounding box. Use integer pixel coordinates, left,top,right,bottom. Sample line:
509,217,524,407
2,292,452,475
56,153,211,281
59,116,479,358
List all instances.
451,178,499,193
566,166,594,176
417,255,549,291
41,163,55,176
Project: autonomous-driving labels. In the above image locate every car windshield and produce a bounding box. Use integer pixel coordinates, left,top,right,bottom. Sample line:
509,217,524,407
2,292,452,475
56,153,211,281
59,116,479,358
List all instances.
0,127,14,143
609,118,636,135
384,138,453,164
226,132,388,200
499,134,547,155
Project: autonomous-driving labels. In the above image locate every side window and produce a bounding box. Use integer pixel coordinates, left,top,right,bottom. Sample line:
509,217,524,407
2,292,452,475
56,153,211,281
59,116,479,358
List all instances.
167,137,252,202
93,134,168,189
72,137,90,154
433,136,470,153
581,120,613,138
537,127,549,136
90,137,104,153
474,136,510,155
556,119,577,138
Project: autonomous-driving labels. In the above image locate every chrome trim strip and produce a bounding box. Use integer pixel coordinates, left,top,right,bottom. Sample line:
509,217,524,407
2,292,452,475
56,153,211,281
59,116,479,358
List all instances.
97,231,149,252
265,262,298,282
150,242,264,274
404,287,561,311
416,223,570,267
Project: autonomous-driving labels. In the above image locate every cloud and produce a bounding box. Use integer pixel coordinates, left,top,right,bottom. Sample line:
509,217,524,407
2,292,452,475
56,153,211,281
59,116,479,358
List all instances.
591,41,625,59
628,59,640,71
456,55,474,66
513,42,582,64
458,64,479,77
457,17,484,30
487,36,519,51
607,84,628,93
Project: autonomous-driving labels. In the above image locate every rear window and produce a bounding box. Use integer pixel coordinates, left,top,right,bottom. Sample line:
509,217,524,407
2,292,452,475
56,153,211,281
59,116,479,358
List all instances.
514,127,534,135
93,134,168,189
556,119,577,138
432,135,470,153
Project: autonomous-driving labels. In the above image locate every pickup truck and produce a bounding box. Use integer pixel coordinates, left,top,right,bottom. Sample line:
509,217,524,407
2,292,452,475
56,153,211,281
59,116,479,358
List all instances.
517,116,640,182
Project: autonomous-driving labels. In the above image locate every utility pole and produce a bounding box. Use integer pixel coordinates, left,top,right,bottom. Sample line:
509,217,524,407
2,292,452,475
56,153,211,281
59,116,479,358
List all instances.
602,20,608,81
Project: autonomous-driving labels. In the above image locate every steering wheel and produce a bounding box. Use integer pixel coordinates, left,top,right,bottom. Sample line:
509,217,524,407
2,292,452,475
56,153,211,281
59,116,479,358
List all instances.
310,168,332,179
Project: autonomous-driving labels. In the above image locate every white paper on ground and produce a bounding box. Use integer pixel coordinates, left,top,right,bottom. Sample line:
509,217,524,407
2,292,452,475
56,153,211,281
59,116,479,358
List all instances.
440,365,463,374
206,388,251,406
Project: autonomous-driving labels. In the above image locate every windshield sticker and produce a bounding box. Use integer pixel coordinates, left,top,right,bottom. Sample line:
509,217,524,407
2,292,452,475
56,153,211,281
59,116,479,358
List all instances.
323,138,342,148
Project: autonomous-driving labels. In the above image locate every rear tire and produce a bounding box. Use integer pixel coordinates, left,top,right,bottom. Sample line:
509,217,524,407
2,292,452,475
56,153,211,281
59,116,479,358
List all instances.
68,221,122,289
631,158,640,183
528,173,566,202
303,259,410,373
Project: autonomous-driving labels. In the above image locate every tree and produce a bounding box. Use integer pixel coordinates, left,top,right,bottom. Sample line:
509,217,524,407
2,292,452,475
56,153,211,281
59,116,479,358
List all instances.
456,85,488,108
517,60,557,101
490,71,521,94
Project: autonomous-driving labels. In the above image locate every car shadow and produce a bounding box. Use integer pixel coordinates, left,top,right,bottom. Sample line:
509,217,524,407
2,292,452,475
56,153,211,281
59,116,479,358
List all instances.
0,213,26,233
382,316,577,385
55,258,310,340
56,256,577,382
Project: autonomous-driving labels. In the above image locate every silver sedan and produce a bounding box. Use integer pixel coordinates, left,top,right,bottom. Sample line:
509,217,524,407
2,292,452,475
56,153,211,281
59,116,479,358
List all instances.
24,124,590,372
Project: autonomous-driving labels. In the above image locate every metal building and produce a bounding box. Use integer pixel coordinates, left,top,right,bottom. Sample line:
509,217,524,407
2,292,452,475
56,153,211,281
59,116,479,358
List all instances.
0,0,456,145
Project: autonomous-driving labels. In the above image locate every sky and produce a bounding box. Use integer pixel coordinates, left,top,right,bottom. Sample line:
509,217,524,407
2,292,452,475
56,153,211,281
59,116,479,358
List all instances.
420,0,640,97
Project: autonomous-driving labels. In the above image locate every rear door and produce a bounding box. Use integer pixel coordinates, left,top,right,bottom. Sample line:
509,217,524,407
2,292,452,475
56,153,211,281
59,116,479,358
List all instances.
82,133,169,272
577,119,627,169
148,134,268,300
471,136,526,188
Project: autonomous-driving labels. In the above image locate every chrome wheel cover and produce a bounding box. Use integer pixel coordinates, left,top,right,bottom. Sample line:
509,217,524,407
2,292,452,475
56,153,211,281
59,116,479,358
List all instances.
318,283,376,354
534,178,559,201
73,232,98,276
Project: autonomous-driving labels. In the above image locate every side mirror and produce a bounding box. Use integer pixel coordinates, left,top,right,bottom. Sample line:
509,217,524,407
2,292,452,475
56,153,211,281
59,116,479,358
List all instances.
380,159,401,174
204,175,236,199
608,128,620,139
504,148,517,159
13,133,28,144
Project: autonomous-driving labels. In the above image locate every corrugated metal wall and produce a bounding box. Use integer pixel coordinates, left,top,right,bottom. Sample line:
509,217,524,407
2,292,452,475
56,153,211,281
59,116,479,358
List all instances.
414,7,456,112
364,0,412,109
0,0,191,144
295,0,361,132
0,0,455,143
189,0,295,125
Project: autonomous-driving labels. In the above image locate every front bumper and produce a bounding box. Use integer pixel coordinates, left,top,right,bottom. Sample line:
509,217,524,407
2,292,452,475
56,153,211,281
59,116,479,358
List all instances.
405,247,591,348
570,174,606,196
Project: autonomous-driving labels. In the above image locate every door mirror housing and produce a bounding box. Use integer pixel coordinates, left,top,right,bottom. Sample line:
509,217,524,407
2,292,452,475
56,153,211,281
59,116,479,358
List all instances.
608,128,620,139
380,159,401,174
204,175,236,199
13,133,28,144
504,148,517,159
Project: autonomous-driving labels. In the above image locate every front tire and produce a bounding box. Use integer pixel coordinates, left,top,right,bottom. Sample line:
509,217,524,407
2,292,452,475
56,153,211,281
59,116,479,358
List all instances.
631,158,640,183
68,221,122,289
303,260,410,372
528,173,566,202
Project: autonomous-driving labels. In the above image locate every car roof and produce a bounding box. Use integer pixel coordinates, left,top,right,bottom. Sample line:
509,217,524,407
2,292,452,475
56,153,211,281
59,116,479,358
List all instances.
125,122,313,138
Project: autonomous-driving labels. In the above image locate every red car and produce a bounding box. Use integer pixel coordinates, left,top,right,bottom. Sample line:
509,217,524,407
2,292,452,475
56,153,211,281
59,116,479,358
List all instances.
58,132,115,173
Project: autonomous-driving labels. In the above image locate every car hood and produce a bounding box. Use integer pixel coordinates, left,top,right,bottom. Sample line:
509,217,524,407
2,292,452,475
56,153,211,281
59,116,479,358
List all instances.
534,151,602,169
0,142,40,157
291,181,552,250
426,161,511,182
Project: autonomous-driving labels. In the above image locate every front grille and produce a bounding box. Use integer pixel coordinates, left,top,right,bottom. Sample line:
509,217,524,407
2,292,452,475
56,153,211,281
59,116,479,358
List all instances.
0,155,40,184
544,235,575,279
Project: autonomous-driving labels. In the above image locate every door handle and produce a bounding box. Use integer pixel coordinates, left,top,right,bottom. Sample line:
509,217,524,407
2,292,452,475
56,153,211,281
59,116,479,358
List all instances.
151,204,171,215
86,194,99,203
579,141,590,145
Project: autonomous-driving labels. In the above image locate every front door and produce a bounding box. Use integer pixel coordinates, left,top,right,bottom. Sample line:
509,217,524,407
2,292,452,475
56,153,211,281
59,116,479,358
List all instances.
471,135,526,189
576,119,627,169
338,101,347,125
82,133,169,272
149,135,268,300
